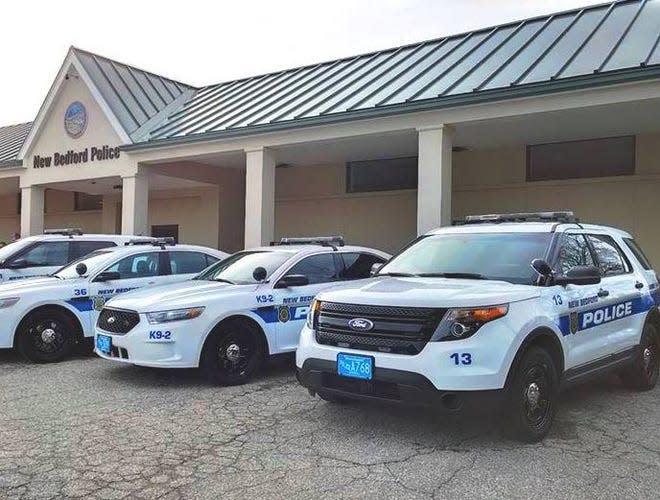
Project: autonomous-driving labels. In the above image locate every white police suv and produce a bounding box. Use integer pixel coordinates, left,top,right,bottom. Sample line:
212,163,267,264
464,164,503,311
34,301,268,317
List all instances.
296,212,660,442
0,229,141,283
94,237,390,385
0,239,227,363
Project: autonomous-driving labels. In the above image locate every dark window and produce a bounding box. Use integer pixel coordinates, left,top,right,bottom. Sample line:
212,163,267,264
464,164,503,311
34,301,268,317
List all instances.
553,234,595,275
339,252,386,280
151,225,179,243
587,234,629,276
170,251,212,275
8,241,70,267
285,254,339,285
74,192,103,211
623,238,652,270
527,136,635,182
105,252,161,279
346,157,417,193
71,240,117,260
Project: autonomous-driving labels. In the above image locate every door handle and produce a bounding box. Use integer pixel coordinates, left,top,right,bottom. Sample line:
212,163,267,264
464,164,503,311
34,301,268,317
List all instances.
597,288,610,298
635,281,645,290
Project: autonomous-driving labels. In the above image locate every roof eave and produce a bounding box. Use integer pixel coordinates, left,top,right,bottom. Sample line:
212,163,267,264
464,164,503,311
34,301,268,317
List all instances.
122,65,660,154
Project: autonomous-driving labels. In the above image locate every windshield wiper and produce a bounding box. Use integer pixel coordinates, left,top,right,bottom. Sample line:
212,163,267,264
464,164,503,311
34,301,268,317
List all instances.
377,272,417,277
213,278,235,284
417,272,489,280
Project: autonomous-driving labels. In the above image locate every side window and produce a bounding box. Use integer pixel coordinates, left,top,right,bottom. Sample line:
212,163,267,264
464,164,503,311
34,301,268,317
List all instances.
206,255,220,267
623,238,652,270
339,253,386,280
104,252,161,279
71,241,117,260
9,241,70,267
285,254,339,285
587,234,629,276
169,251,212,275
553,234,594,275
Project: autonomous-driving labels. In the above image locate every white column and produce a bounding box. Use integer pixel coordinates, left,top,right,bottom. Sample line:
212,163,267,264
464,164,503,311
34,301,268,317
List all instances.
244,147,275,248
121,173,149,236
417,125,454,235
20,186,45,237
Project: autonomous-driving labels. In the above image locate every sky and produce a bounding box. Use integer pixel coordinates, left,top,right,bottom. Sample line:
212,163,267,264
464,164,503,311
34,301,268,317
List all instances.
1,0,607,125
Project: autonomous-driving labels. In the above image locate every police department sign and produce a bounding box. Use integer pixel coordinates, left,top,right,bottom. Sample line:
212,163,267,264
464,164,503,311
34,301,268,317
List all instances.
64,101,87,138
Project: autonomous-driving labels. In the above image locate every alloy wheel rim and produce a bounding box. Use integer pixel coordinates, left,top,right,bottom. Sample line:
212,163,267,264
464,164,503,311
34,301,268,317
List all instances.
31,320,66,354
523,364,551,428
218,334,254,376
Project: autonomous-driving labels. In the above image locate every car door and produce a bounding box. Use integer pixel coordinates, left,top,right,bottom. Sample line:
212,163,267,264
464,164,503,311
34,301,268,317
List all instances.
83,251,165,333
273,252,342,351
2,240,70,281
549,231,609,368
586,233,641,355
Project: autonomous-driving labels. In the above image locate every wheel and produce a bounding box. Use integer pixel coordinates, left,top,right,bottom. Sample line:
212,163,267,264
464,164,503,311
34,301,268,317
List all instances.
620,323,659,391
505,346,559,443
201,320,264,386
317,390,349,404
16,309,78,363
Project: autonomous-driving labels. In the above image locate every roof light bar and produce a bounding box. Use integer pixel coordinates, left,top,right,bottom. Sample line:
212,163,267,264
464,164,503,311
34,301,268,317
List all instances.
274,236,345,248
43,228,84,236
460,211,578,225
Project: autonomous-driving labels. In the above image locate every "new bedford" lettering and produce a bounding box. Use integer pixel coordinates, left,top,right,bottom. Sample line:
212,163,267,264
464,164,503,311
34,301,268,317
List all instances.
32,145,120,169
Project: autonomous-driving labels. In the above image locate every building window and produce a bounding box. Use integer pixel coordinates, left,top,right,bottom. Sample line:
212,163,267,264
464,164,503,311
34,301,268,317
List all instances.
526,136,635,182
346,157,417,193
74,192,103,211
151,224,179,243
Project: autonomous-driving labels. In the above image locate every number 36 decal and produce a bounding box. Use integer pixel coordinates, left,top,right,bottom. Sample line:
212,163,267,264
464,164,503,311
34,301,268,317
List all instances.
450,352,472,365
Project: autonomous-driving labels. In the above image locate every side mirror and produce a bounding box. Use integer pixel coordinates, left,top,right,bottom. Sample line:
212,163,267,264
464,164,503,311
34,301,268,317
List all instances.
370,263,383,276
531,258,552,278
252,266,267,282
554,265,601,286
275,274,310,288
5,258,28,270
75,263,88,276
94,271,121,282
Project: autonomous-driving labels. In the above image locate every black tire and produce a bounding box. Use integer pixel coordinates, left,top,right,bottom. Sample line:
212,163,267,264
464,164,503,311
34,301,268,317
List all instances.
620,323,659,391
505,346,559,443
16,309,78,363
201,320,264,386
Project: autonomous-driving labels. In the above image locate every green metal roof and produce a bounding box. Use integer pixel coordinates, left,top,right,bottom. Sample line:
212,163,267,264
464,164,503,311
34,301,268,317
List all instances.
0,122,31,167
130,0,660,150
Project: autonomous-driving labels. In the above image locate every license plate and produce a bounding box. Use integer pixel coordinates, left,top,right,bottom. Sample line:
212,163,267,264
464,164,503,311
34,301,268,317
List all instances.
96,334,112,354
337,353,373,380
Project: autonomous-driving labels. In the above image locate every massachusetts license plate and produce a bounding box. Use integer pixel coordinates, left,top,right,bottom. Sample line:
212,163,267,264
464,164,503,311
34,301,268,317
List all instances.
96,334,112,354
337,353,373,380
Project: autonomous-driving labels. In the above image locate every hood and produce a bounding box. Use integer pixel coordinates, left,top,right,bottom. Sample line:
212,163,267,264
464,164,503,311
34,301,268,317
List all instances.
106,280,258,311
316,277,540,308
0,276,68,296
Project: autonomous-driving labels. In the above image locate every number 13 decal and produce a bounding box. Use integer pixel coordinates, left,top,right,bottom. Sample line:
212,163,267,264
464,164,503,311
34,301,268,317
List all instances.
450,353,472,365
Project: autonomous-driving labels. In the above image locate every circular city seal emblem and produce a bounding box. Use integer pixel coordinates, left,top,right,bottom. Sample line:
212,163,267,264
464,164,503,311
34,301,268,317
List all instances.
278,306,290,323
64,101,87,138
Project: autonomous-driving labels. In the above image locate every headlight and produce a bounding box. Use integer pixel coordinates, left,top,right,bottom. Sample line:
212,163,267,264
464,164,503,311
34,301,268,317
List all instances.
306,299,321,329
0,297,20,309
146,307,205,324
432,304,508,341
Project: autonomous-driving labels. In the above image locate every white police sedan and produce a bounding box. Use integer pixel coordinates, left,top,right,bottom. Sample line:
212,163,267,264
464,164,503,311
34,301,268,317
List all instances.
0,239,227,363
94,237,389,385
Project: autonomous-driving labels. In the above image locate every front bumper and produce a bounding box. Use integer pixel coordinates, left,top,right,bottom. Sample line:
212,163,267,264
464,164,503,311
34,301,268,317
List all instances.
297,359,504,412
94,319,205,368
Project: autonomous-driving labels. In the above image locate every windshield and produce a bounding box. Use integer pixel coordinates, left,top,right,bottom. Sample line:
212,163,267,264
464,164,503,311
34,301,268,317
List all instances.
54,250,114,280
0,239,32,261
195,251,292,285
378,232,552,285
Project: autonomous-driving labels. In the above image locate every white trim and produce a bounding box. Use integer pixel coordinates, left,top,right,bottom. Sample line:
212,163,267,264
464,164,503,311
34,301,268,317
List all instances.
18,48,131,160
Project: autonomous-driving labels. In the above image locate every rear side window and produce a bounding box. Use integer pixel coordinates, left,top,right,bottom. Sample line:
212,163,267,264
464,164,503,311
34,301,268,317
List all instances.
587,234,630,276
286,254,339,285
8,241,70,267
623,238,653,270
169,251,213,275
339,253,386,280
71,240,117,260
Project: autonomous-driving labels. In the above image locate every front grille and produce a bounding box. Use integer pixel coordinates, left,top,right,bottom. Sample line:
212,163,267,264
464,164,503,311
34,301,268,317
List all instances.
315,302,446,355
321,372,400,400
97,308,140,335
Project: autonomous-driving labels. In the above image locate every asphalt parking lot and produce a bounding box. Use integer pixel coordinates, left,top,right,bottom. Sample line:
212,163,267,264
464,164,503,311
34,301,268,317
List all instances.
1,350,660,500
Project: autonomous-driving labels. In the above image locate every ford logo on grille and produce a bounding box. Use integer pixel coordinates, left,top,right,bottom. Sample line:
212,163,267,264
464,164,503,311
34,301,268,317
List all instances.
348,318,374,331
107,317,116,324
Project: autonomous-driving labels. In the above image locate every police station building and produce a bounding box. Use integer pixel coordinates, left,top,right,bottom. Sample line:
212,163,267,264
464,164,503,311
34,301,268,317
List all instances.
1,0,660,262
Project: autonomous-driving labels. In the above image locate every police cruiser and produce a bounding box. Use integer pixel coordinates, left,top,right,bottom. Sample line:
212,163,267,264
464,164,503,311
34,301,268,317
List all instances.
0,239,227,363
0,229,141,283
94,237,389,385
295,212,660,442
